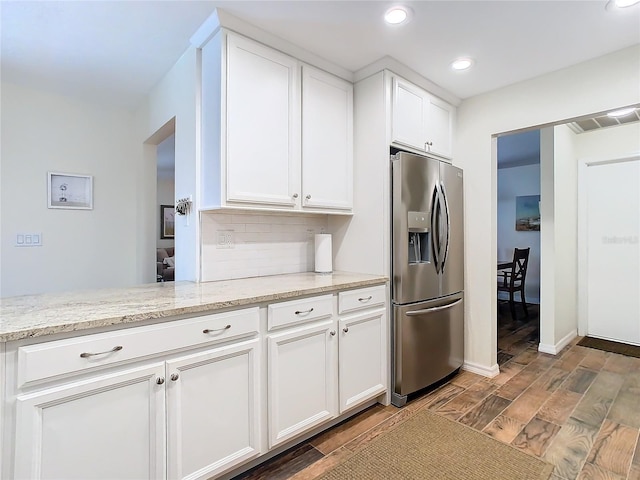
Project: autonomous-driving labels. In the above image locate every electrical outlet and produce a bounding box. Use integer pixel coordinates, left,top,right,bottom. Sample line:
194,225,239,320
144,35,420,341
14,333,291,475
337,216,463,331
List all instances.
216,230,235,249
306,228,315,238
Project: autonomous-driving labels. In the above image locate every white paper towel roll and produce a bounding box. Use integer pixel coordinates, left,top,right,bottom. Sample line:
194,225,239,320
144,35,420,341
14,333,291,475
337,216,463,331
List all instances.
314,234,333,273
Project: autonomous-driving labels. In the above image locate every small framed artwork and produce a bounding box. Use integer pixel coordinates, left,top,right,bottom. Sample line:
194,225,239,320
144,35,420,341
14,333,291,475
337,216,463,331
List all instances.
160,205,175,239
48,172,93,209
515,195,541,231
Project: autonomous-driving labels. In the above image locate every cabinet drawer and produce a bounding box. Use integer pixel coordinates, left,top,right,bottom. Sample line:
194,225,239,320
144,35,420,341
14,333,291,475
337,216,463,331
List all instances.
17,308,259,387
338,285,386,315
268,295,333,331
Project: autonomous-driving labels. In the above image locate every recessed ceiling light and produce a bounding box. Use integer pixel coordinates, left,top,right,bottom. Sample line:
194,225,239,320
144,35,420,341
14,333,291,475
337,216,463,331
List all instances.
451,58,474,71
605,0,640,9
607,107,636,117
614,0,640,7
384,7,411,25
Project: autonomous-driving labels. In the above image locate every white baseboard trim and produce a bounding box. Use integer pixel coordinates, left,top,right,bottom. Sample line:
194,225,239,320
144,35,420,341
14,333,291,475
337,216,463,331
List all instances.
462,361,500,378
539,330,577,355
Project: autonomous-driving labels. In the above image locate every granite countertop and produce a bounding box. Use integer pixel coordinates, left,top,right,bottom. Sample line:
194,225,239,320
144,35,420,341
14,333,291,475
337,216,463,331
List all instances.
0,271,388,342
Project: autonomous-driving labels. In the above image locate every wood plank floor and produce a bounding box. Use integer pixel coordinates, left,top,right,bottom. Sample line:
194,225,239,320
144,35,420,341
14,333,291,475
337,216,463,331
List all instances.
232,304,640,480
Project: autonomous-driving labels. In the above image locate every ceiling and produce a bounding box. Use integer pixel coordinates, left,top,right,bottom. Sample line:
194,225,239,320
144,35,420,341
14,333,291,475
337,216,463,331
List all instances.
2,1,639,110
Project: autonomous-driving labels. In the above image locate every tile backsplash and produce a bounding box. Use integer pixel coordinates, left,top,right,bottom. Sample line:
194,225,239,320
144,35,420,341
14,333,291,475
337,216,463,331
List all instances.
201,210,329,281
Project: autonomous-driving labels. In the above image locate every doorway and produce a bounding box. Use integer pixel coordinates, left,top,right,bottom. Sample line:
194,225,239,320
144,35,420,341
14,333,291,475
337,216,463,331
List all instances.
156,133,176,282
496,130,541,364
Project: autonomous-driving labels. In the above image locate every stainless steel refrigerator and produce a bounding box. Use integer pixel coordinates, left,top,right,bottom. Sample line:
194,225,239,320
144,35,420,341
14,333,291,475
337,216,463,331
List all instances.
391,151,464,407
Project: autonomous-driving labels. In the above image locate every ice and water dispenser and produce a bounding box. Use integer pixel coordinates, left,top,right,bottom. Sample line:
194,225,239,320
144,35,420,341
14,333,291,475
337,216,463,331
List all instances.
407,211,431,264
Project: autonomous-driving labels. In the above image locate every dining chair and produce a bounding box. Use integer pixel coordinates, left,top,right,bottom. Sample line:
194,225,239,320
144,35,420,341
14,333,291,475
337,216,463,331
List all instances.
498,247,530,320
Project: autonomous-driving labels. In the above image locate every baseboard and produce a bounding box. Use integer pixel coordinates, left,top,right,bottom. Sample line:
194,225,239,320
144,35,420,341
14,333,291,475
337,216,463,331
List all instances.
538,329,577,355
462,360,500,378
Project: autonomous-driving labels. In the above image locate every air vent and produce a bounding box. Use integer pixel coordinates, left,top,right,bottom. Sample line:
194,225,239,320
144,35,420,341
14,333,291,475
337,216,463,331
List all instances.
567,108,640,134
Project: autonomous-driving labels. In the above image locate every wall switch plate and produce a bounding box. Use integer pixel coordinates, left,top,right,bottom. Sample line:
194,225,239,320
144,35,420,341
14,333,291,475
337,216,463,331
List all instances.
16,233,42,247
216,230,234,249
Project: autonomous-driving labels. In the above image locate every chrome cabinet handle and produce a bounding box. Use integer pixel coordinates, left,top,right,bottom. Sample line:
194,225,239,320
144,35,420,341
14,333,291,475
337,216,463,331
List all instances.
330,330,336,336
424,141,433,149
293,193,299,199
305,194,312,200
295,308,314,315
343,327,349,333
80,345,123,358
203,325,231,334
156,377,165,385
170,373,179,382
358,296,373,302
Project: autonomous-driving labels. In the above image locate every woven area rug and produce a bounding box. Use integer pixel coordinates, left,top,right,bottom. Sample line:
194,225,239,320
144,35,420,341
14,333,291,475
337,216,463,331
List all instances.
577,336,640,358
316,410,554,480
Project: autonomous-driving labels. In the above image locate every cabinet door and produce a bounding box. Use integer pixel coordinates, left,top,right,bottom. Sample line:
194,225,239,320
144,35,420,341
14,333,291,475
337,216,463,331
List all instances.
267,320,337,448
391,77,427,151
301,65,353,211
425,94,454,159
166,338,261,480
338,308,387,413
226,33,300,207
14,364,165,480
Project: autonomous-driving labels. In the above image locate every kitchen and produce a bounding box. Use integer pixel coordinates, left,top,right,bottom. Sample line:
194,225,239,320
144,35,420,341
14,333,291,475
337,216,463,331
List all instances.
1,2,640,479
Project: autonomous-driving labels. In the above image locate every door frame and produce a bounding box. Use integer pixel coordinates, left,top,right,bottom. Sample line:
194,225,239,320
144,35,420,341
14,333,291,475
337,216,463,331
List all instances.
577,153,640,337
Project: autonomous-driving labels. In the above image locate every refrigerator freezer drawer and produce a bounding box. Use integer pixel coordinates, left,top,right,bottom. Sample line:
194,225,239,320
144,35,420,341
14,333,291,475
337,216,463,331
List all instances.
393,293,464,396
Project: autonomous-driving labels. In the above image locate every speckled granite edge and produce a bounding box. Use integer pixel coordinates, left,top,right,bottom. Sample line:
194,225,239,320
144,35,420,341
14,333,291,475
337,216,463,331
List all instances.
0,272,388,342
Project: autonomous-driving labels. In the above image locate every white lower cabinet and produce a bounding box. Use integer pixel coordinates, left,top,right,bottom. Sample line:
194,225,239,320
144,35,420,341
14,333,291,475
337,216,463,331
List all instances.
267,320,338,448
13,339,262,480
14,363,166,480
338,308,387,413
166,339,261,480
266,286,388,448
6,286,388,480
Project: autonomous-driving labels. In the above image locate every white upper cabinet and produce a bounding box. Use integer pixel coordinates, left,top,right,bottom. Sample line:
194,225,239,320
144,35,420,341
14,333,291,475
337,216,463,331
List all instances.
226,34,300,207
201,31,353,214
302,65,353,211
391,76,454,160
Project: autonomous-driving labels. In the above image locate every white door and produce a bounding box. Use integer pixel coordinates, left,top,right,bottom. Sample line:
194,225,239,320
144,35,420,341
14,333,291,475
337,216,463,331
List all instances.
425,94,454,159
166,339,261,480
338,308,387,413
267,320,337,448
301,65,353,211
391,77,427,151
226,33,300,207
14,364,166,480
585,157,640,345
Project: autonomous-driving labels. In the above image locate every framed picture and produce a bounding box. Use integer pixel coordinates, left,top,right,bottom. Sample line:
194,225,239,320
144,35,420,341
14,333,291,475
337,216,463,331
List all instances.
515,195,541,231
160,205,175,239
48,172,93,209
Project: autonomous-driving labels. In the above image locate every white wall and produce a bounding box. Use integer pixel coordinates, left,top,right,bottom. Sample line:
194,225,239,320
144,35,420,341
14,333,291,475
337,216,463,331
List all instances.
456,45,640,370
574,122,640,161
0,83,139,297
201,211,328,281
138,47,199,282
497,164,540,303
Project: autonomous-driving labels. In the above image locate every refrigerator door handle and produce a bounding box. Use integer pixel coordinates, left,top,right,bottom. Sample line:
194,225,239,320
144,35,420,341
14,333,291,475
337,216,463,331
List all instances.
439,182,451,273
405,298,463,316
430,186,441,273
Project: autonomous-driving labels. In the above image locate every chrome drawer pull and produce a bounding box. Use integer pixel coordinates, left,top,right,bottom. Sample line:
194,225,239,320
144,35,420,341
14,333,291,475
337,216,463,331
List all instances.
343,327,349,333
79,345,123,358
203,325,231,334
295,308,314,315
358,296,373,302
